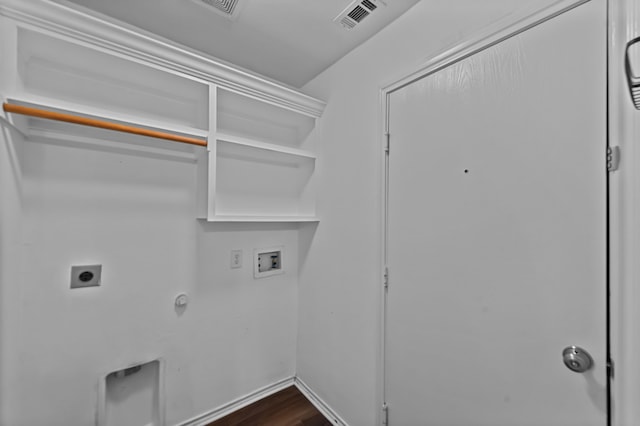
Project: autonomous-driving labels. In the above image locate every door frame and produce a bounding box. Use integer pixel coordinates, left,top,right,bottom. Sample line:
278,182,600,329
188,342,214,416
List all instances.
377,0,622,424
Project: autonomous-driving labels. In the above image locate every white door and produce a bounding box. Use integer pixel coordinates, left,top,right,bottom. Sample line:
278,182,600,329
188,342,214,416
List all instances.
385,1,608,425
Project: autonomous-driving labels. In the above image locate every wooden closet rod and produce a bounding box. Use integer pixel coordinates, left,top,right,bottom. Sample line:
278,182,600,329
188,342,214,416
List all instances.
2,103,208,147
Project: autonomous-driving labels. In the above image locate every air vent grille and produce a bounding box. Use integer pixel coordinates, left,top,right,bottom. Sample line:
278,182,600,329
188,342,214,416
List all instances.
361,0,377,11
340,17,357,29
334,0,385,31
193,0,243,20
347,5,370,23
200,0,239,14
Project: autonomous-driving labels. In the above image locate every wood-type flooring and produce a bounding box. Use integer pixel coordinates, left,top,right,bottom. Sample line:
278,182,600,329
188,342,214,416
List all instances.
207,385,333,426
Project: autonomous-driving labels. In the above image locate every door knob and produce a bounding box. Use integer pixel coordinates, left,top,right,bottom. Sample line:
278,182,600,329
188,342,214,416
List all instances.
562,346,593,373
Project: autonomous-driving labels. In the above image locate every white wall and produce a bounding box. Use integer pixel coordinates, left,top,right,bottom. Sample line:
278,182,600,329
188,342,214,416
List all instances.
609,1,640,425
0,118,25,426
0,124,300,425
1,1,600,425
298,1,561,424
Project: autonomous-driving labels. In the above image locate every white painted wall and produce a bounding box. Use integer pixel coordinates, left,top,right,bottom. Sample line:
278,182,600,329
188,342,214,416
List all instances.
298,1,563,424
0,116,25,426
0,126,299,425
609,1,640,425
2,1,625,425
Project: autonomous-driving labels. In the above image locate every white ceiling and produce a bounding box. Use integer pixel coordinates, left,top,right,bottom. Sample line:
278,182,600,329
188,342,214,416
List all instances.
51,0,420,88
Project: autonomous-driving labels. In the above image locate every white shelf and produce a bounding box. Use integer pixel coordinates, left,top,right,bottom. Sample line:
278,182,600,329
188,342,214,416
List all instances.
204,215,319,223
197,85,321,223
216,132,316,159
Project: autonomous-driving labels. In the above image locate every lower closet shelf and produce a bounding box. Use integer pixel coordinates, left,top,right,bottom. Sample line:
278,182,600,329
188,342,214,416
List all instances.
203,215,319,223
198,139,317,222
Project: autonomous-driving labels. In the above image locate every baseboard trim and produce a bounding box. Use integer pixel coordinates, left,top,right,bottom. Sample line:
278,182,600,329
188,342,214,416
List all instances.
294,377,349,426
177,376,295,426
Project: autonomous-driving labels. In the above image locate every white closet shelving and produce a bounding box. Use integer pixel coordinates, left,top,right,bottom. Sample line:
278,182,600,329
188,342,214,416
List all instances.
0,0,325,223
197,86,319,222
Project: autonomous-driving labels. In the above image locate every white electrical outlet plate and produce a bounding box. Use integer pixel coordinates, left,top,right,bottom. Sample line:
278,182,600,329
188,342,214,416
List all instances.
231,249,243,269
254,246,284,279
70,264,102,288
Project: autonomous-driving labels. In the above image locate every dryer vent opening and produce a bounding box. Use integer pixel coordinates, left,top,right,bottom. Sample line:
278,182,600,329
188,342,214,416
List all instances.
101,360,162,426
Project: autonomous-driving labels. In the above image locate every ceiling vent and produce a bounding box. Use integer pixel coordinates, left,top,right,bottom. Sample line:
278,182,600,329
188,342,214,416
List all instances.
334,0,386,30
192,0,244,21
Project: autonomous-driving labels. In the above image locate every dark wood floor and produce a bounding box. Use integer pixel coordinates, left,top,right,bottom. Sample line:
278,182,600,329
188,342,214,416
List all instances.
207,386,333,426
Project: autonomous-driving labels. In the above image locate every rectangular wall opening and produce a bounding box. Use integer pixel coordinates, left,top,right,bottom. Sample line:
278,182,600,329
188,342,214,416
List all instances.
103,360,161,426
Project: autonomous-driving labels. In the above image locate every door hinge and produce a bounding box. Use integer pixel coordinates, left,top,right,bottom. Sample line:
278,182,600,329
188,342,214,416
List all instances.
382,403,389,425
608,358,615,379
385,132,390,154
608,146,620,172
384,266,389,290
